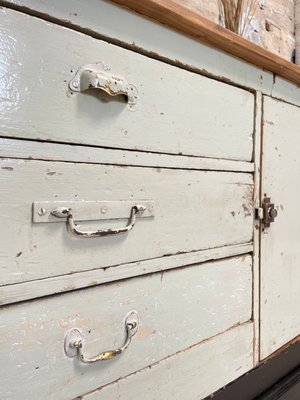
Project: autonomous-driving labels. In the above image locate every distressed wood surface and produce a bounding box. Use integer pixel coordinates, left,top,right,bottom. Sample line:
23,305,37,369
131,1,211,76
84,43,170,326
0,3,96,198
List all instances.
0,8,254,161
0,138,254,173
271,76,300,109
0,256,252,400
252,91,263,366
0,159,254,287
260,96,300,359
0,0,275,94
0,243,253,306
81,323,254,400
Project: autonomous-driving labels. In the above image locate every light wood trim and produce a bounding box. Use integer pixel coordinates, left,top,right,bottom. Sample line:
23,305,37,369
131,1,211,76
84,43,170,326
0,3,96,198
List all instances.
110,0,300,86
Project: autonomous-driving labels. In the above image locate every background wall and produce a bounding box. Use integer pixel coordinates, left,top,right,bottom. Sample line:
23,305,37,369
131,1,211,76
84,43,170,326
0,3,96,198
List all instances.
174,0,295,61
295,0,300,63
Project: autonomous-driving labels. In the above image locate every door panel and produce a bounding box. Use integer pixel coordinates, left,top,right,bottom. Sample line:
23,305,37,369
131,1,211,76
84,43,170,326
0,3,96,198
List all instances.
260,96,300,359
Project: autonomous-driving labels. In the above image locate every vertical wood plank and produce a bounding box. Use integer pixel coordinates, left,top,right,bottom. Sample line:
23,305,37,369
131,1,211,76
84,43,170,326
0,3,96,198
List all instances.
260,96,300,358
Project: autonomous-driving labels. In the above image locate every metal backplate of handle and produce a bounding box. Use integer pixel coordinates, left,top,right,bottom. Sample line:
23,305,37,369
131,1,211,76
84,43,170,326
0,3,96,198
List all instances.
64,311,139,364
32,200,154,239
69,63,138,108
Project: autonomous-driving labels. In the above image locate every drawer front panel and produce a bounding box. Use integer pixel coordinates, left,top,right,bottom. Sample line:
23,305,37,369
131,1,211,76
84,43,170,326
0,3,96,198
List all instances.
82,323,254,400
0,256,252,400
0,8,254,161
0,159,254,285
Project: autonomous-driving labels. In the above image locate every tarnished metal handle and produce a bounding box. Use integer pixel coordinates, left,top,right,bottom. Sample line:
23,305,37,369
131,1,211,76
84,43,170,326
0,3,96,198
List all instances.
65,313,139,364
69,64,138,106
51,205,146,238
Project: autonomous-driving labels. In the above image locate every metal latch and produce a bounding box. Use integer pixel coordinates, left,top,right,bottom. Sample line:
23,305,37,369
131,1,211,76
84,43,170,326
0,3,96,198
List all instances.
256,197,278,228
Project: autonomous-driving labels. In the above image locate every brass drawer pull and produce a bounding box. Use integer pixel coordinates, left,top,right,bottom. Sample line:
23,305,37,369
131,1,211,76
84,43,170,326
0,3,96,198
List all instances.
51,205,146,238
69,63,138,106
64,312,139,364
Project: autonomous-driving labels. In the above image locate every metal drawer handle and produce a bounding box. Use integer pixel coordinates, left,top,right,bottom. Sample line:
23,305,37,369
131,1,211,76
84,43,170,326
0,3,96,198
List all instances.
51,205,146,238
69,63,138,106
64,312,139,364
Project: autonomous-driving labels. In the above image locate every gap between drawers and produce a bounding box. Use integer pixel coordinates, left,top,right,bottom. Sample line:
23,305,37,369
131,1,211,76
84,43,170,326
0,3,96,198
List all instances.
0,242,253,306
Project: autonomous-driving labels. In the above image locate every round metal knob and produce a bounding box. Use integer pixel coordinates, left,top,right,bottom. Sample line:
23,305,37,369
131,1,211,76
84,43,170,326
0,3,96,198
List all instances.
269,208,278,219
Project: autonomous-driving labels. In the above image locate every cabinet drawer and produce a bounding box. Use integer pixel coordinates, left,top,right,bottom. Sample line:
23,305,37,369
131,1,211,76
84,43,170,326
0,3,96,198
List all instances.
0,255,252,400
0,159,253,286
82,323,254,400
0,8,254,161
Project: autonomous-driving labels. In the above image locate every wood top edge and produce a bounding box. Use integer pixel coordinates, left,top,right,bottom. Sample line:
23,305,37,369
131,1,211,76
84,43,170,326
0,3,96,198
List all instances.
110,0,300,87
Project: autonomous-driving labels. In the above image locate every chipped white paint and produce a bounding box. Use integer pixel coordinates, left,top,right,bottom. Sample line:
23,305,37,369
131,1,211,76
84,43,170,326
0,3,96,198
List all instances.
0,138,255,173
81,323,254,400
68,63,139,107
0,159,254,286
0,6,258,396
0,256,252,399
0,8,255,161
1,0,300,397
0,0,275,92
260,96,300,358
271,76,300,109
252,91,263,365
0,242,253,306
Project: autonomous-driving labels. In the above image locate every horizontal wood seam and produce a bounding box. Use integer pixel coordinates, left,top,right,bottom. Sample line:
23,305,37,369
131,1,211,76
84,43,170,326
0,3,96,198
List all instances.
0,243,253,306
0,138,255,173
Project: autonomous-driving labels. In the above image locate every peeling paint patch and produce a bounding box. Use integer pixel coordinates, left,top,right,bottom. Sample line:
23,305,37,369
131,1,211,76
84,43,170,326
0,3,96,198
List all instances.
242,203,252,217
265,120,275,126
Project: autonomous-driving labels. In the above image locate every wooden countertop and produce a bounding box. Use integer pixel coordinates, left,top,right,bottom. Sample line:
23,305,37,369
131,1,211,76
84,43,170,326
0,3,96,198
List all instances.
110,0,300,86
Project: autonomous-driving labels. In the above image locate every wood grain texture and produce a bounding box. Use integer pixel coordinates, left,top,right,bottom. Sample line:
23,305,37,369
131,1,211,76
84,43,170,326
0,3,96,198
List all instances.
81,323,254,400
260,96,300,359
0,159,254,287
0,8,254,161
0,243,253,306
0,256,252,400
110,0,300,86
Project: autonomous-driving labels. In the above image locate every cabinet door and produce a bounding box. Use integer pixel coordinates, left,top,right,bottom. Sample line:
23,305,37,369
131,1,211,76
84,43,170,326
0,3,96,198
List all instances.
260,96,300,359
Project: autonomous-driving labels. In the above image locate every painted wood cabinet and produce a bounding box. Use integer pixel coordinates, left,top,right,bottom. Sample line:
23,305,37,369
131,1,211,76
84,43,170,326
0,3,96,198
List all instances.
0,1,299,399
260,97,300,359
